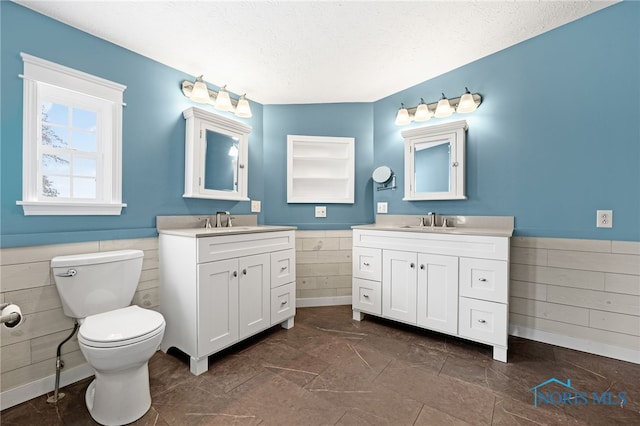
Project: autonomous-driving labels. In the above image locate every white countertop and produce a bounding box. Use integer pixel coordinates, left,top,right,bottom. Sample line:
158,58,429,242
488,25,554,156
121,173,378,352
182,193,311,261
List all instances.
158,225,297,238
352,224,513,238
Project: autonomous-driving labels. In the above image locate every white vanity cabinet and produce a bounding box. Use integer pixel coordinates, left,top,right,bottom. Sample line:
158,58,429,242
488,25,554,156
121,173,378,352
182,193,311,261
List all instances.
352,228,510,362
159,230,296,375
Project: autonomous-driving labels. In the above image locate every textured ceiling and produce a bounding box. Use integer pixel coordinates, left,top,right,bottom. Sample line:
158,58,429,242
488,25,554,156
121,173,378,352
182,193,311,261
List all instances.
15,1,617,104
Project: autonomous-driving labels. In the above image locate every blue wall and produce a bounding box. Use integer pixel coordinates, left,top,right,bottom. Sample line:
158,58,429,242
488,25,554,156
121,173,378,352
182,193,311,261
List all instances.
0,2,264,247
1,2,638,247
263,103,375,228
374,2,639,241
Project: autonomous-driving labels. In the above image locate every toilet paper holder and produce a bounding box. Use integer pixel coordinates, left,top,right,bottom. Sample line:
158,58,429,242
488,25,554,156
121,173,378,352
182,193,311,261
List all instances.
1,302,23,328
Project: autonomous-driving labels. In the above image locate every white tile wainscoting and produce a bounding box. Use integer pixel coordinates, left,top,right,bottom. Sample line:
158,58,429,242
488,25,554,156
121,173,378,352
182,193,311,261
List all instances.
1,232,638,410
509,237,640,364
294,230,353,307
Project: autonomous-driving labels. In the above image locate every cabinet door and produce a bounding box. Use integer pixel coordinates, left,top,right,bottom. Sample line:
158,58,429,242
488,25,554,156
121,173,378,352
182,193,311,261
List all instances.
382,250,417,324
416,253,458,334
238,253,271,339
197,259,239,356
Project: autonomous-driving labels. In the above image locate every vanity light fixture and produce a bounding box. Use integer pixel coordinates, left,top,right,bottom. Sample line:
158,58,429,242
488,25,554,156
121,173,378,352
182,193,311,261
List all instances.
394,103,411,126
456,87,478,113
234,94,253,118
414,98,432,122
181,76,253,118
214,85,233,111
189,75,211,103
434,93,454,118
394,88,481,126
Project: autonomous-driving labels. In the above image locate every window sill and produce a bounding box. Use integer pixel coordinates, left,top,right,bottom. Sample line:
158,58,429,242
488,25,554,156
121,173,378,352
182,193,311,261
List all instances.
17,201,127,216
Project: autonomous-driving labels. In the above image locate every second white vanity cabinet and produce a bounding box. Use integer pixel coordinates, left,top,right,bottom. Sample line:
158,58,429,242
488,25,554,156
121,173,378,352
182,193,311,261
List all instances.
352,227,510,362
159,229,296,375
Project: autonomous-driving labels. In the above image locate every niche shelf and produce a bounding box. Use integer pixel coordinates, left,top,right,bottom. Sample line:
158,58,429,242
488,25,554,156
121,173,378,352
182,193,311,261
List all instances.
287,135,355,203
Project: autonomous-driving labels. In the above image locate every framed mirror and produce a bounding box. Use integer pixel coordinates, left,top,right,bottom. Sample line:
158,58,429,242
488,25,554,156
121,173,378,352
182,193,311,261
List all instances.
402,120,467,201
183,107,251,201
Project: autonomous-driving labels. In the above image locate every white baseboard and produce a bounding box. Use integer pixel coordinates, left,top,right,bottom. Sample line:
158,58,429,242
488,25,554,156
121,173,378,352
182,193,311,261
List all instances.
296,296,351,308
0,363,94,411
509,324,640,365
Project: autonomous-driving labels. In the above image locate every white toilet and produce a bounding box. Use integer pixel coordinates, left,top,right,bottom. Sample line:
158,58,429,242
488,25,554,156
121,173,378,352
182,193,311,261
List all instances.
51,249,165,426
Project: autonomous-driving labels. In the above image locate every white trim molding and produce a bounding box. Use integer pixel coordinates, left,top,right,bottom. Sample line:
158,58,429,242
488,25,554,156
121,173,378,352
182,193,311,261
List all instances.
510,324,640,365
18,52,126,216
296,296,352,308
0,363,94,411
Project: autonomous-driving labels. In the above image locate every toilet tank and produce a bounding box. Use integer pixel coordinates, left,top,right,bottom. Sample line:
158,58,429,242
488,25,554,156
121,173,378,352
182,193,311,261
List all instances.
51,250,144,319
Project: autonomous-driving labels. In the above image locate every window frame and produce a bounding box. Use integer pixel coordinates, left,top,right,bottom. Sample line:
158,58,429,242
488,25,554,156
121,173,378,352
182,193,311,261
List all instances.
17,53,127,215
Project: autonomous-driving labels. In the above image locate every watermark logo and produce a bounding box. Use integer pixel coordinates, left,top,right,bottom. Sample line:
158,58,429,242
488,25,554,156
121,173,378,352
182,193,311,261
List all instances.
529,377,627,408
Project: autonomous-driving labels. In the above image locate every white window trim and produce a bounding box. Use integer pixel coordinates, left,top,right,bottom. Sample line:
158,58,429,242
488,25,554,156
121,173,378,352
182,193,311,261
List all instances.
17,53,127,215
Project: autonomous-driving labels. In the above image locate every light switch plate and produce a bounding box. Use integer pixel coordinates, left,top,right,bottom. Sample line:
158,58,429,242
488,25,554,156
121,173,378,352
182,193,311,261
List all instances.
251,200,261,213
315,206,327,218
377,202,388,214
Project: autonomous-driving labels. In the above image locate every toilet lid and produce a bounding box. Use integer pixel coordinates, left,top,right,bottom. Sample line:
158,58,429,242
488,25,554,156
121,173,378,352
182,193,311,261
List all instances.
79,305,165,348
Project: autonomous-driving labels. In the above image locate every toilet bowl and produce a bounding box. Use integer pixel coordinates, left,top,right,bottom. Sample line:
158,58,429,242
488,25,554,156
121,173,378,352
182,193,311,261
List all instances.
79,305,165,425
51,250,165,426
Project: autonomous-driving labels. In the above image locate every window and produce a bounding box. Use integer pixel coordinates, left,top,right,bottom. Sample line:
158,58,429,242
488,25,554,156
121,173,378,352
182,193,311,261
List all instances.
17,53,127,215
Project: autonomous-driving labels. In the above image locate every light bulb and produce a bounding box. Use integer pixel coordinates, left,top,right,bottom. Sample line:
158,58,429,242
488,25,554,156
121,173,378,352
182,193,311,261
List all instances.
214,86,233,111
434,93,453,118
235,95,252,118
414,99,432,122
395,104,411,126
456,88,477,113
189,75,210,103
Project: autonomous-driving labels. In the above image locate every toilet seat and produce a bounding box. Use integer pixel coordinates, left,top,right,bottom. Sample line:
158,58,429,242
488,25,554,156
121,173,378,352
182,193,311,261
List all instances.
79,305,165,348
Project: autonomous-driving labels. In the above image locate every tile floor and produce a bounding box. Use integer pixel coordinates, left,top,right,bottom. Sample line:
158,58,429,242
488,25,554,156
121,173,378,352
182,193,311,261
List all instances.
2,305,639,425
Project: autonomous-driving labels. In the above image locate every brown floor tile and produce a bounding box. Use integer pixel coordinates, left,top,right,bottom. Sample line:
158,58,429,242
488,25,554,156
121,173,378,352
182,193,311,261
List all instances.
2,305,638,425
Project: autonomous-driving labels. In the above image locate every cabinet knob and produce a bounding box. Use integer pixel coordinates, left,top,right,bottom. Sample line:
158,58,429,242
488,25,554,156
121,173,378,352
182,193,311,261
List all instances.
232,271,238,277
410,263,415,269
478,277,488,282
242,269,247,275
478,319,487,324
420,264,425,270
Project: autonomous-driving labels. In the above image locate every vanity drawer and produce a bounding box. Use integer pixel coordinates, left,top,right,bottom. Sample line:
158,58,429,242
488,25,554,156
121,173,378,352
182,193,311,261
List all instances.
353,247,381,281
271,282,296,325
459,258,508,303
458,297,507,347
271,249,296,288
352,278,381,315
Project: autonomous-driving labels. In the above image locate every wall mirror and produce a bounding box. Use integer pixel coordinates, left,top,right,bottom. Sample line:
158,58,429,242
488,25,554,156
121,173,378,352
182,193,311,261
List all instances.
183,107,251,201
402,120,467,201
372,165,396,191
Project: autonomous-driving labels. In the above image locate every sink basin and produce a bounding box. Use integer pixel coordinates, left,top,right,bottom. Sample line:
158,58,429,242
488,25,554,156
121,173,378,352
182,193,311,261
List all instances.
399,225,456,231
201,226,261,232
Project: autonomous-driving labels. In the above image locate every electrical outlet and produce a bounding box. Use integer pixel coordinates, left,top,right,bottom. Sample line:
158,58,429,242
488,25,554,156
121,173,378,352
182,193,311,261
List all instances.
315,206,327,218
377,202,388,214
251,200,261,213
596,210,613,228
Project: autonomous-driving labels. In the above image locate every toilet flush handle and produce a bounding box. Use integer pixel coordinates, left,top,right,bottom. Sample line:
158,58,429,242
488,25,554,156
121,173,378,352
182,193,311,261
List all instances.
56,269,77,277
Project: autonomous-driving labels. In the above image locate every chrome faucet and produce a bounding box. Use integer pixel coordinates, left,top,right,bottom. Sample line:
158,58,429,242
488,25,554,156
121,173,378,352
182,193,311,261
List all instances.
427,212,436,228
215,211,230,228
204,217,212,228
